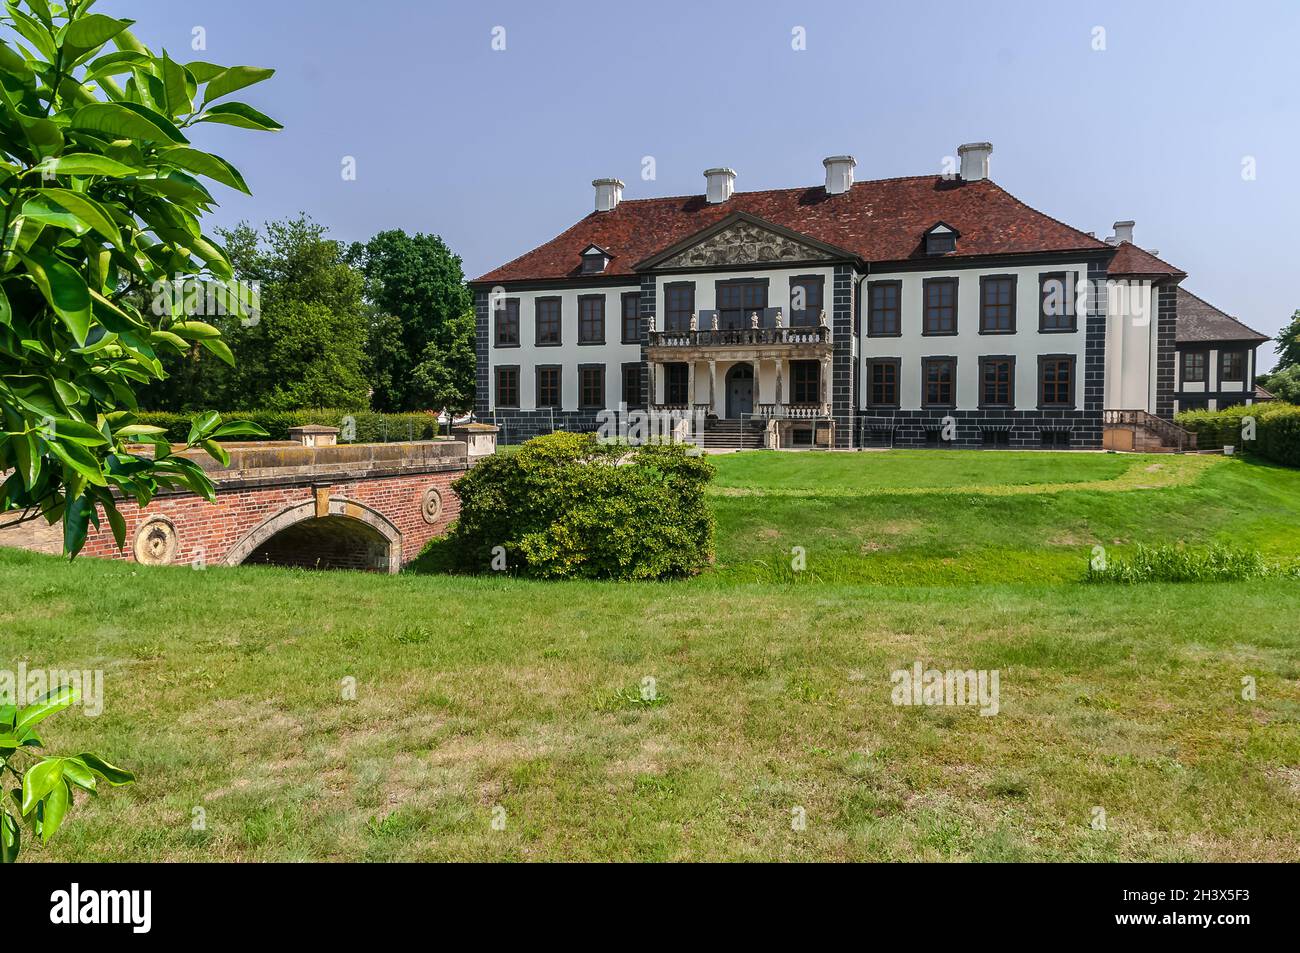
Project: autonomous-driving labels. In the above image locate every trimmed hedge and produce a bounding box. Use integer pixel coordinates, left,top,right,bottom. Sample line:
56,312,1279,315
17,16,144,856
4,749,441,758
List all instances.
446,431,715,580
1176,401,1300,468
135,409,439,443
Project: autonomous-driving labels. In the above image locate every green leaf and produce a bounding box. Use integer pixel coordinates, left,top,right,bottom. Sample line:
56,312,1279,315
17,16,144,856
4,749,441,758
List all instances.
71,101,186,143
31,188,125,250
157,147,249,194
50,418,111,447
0,811,19,863
40,778,69,844
78,753,135,786
37,153,138,177
61,758,98,794
18,250,93,345
187,410,220,444
211,420,269,438
185,61,225,84
20,758,63,815
201,66,275,105
11,432,39,486
200,336,235,366
65,14,135,49
170,320,220,339
159,51,193,116
15,684,78,735
48,440,109,488
200,439,229,466
198,101,283,131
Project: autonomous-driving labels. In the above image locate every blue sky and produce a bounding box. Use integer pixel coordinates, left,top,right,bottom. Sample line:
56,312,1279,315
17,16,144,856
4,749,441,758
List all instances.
98,0,1299,369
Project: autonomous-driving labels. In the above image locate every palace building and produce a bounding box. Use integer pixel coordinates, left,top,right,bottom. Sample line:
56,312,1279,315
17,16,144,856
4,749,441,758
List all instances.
470,144,1269,450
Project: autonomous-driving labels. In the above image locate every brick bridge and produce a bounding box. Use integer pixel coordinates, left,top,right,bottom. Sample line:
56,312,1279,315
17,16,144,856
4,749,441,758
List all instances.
1,425,498,573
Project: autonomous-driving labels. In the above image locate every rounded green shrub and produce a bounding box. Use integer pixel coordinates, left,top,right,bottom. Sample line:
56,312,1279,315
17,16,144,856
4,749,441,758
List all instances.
447,432,715,580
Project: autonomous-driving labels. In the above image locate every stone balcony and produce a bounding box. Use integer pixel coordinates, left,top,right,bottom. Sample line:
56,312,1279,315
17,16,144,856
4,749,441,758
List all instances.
646,324,831,362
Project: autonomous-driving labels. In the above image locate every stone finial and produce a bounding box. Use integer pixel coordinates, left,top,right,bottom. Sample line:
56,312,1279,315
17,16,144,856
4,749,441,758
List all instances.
750,312,759,329
648,313,657,332
710,313,719,331
288,424,339,448
774,309,785,329
818,309,828,328
689,312,698,331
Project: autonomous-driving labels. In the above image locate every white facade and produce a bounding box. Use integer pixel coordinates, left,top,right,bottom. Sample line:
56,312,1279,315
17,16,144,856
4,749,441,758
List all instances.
860,262,1090,412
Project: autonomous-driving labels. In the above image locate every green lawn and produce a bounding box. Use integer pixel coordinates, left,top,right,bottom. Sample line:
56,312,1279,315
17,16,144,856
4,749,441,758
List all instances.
3,449,1299,861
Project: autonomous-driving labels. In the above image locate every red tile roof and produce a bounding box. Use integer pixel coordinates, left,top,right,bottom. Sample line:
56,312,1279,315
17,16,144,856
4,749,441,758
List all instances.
1106,241,1185,277
473,176,1112,285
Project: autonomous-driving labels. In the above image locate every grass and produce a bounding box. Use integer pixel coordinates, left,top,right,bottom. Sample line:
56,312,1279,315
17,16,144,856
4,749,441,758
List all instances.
3,449,1299,861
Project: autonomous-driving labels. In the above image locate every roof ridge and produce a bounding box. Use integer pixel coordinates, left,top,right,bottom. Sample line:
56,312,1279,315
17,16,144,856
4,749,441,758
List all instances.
613,173,944,205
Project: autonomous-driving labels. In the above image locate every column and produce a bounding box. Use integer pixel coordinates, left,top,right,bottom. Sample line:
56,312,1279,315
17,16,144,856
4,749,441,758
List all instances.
752,358,761,408
709,360,717,415
687,360,696,408
821,357,831,408
775,359,784,408
648,362,658,408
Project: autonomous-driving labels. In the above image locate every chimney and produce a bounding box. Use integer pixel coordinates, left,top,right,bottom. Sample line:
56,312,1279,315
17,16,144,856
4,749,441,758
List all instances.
957,142,993,181
823,155,856,195
704,167,735,204
593,177,624,212
1108,220,1135,244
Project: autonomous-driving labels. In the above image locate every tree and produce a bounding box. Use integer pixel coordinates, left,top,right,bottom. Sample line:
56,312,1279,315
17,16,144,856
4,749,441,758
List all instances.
350,229,474,412
1273,309,1300,372
0,0,280,555
143,215,371,411
1259,364,1300,404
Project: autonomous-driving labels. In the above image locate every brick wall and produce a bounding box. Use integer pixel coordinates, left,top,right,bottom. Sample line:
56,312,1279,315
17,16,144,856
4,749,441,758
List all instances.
77,470,461,570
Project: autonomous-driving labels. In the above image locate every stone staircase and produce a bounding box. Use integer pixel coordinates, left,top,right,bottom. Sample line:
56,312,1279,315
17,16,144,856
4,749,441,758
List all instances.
698,418,767,451
1102,409,1197,453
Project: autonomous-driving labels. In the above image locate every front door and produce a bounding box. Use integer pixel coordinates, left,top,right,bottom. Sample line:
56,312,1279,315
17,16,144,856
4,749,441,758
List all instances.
726,364,754,418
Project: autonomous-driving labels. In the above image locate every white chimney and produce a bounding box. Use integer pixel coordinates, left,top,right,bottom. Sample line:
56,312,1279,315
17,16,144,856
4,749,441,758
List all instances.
823,155,856,195
593,177,624,212
957,142,993,181
704,167,735,204
1109,220,1135,244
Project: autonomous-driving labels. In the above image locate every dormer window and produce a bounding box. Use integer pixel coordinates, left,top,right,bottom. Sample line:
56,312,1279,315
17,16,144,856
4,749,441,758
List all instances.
580,244,611,274
923,222,959,256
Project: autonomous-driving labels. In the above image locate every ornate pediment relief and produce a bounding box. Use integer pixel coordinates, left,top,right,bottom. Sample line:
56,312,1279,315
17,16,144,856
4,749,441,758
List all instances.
658,219,835,269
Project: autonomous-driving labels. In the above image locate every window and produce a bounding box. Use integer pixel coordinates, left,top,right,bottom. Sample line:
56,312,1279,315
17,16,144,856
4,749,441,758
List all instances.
1220,350,1245,382
621,292,640,344
1038,355,1075,408
494,297,519,347
868,281,901,337
980,429,1010,449
1181,350,1207,383
867,359,900,408
1040,430,1071,449
979,356,1014,408
579,364,605,409
535,297,561,346
578,295,605,344
923,278,958,335
621,363,642,407
790,276,824,327
1180,398,1209,412
1039,272,1076,332
664,363,689,405
495,366,519,407
580,246,608,274
716,280,767,329
925,230,957,255
664,284,694,332
535,365,561,408
922,357,956,408
790,360,820,404
980,275,1016,333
